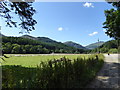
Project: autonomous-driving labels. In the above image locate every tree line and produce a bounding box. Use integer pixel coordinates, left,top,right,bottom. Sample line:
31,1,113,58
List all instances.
90,40,118,53
2,36,86,54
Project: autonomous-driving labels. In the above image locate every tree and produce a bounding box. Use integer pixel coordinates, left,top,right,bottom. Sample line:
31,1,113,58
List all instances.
0,0,37,33
109,48,118,54
103,2,120,40
24,45,32,53
3,42,12,53
43,48,49,54
36,45,43,53
0,1,37,58
11,44,21,53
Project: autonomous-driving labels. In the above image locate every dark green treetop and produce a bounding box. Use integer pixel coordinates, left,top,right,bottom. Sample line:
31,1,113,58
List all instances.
0,0,37,33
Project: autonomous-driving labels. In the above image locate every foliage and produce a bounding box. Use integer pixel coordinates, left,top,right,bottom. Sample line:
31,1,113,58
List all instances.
64,41,87,50
0,1,36,32
2,54,104,88
2,36,86,54
85,41,104,50
108,49,118,53
91,40,118,53
103,2,120,39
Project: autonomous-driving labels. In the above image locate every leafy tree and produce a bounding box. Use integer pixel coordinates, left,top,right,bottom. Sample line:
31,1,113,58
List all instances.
36,45,43,53
30,46,37,53
103,2,120,40
11,44,20,53
24,45,32,53
20,45,26,53
0,1,37,58
109,48,118,53
3,42,12,53
2,36,86,54
91,40,118,53
43,48,49,54
0,1,37,33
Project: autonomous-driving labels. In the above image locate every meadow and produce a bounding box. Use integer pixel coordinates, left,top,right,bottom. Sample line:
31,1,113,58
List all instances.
2,54,104,88
2,54,91,67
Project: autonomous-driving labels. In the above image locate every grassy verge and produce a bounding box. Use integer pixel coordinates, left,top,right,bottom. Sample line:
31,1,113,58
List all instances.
2,54,88,67
2,54,104,88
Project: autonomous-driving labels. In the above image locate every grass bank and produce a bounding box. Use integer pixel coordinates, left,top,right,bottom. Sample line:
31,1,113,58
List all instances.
2,54,104,88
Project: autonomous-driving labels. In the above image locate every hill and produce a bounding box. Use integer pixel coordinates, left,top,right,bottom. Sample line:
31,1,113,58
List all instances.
91,40,118,53
21,35,38,41
64,41,87,50
0,33,6,37
2,35,86,54
85,41,104,49
21,35,63,45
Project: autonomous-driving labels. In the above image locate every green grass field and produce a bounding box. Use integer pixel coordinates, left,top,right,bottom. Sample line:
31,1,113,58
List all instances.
2,54,91,67
2,54,104,88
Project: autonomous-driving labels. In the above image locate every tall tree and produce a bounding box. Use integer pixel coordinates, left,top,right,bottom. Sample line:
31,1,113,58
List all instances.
0,0,37,33
103,2,120,40
0,0,37,58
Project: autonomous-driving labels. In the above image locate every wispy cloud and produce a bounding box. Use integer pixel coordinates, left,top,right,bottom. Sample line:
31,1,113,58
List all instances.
58,27,63,31
89,31,98,36
83,2,94,8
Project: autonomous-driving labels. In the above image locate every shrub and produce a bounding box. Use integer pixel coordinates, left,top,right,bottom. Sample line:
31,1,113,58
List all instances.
2,54,104,88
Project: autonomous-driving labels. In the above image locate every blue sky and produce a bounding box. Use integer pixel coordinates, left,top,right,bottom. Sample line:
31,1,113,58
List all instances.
1,2,114,46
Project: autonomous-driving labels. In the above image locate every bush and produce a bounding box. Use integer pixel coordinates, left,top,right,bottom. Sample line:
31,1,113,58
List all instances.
2,54,104,88
108,49,118,53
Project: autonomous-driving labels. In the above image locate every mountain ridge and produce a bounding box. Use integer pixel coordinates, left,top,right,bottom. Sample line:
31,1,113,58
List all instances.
2,34,106,50
21,35,88,50
85,41,105,49
64,41,87,50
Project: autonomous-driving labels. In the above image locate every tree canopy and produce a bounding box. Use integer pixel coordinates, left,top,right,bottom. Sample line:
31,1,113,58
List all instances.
91,40,118,54
0,0,37,33
2,36,86,54
103,2,120,40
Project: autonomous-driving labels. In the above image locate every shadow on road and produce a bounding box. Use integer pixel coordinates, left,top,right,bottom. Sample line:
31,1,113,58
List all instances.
87,54,120,88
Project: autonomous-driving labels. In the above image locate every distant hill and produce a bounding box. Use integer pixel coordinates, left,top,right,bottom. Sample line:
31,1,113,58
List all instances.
4,34,116,54
91,40,118,53
64,41,87,50
37,37,62,45
21,35,61,45
2,35,86,54
85,41,104,49
20,35,73,51
21,35,38,41
100,40,117,49
20,35,86,53
0,33,6,37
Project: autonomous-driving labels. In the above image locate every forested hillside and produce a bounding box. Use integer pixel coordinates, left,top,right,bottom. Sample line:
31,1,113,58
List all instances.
2,36,86,54
64,41,87,50
85,41,104,49
91,40,118,53
2,34,117,54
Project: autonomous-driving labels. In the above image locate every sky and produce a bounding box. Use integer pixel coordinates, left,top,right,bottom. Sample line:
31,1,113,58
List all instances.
1,2,114,46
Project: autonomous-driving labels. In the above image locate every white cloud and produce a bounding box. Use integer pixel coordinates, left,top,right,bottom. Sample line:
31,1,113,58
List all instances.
58,27,63,31
83,2,94,8
89,32,98,36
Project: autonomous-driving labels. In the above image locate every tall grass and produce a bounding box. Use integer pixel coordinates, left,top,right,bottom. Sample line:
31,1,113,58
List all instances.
2,54,104,88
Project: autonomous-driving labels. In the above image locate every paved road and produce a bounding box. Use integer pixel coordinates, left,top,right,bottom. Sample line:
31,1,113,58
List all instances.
87,54,120,88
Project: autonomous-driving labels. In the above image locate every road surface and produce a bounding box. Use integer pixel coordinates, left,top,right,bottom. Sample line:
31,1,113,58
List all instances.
87,54,120,88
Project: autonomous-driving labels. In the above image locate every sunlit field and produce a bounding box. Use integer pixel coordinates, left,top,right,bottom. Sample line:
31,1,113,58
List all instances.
2,54,91,67
2,54,104,88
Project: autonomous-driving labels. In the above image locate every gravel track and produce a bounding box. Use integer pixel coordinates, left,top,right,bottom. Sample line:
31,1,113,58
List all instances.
87,54,120,88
